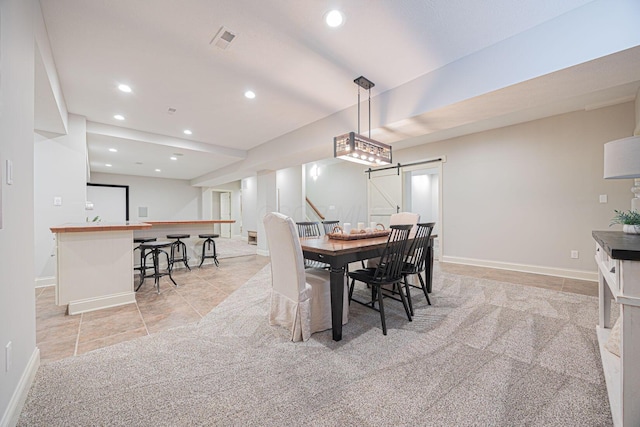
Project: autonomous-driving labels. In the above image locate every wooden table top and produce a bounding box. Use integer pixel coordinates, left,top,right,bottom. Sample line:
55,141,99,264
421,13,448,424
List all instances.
593,230,640,261
300,235,390,256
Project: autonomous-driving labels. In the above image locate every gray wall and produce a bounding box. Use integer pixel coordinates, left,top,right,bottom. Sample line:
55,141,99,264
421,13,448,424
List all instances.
0,0,37,423
90,172,202,222
395,102,634,277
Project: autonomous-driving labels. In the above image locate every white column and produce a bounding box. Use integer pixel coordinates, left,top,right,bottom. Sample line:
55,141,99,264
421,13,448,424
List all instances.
256,170,277,256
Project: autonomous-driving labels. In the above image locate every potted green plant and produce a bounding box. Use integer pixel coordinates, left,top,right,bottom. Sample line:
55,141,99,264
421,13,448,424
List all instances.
610,209,640,234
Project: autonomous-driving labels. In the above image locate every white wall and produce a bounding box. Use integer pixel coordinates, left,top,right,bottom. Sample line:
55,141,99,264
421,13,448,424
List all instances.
305,160,368,226
0,0,38,424
34,114,88,283
90,173,202,222
276,166,303,221
395,101,635,278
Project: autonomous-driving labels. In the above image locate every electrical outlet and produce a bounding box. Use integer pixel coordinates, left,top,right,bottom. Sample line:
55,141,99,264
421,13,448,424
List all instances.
571,250,579,259
599,194,608,203
53,196,62,206
5,341,12,372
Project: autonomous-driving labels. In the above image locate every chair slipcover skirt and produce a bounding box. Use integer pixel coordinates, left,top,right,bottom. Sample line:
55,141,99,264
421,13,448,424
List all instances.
264,212,348,342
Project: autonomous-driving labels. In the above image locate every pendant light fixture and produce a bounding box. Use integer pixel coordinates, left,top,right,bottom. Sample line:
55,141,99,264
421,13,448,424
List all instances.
334,76,392,166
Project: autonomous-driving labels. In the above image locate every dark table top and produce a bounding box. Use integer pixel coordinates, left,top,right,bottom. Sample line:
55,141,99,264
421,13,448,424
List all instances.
592,230,640,261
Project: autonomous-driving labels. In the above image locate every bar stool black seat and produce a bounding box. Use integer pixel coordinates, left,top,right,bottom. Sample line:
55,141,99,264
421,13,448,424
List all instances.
166,234,190,271
134,237,156,278
137,241,178,293
198,233,220,267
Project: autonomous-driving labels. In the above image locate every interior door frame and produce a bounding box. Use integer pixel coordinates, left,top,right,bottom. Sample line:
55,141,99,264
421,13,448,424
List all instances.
366,157,445,260
219,191,232,238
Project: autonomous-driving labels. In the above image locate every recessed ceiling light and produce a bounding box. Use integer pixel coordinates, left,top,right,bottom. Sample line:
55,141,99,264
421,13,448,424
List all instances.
325,10,344,27
244,90,256,99
105,163,112,167
170,156,177,161
118,84,132,93
108,148,117,152
155,169,161,172
114,114,125,120
183,129,192,135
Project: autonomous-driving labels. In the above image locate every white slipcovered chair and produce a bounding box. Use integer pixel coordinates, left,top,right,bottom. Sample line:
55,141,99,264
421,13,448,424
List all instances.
368,212,420,268
263,212,348,342
390,212,420,237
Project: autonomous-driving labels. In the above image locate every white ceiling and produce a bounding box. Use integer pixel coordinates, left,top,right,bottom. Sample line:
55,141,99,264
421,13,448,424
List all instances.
37,0,639,183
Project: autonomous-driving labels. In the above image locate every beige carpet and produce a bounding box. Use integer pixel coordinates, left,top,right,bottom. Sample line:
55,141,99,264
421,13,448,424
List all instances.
18,263,612,426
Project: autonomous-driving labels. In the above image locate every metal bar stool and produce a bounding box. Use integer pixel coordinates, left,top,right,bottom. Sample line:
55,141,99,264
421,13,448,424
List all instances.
167,234,190,271
134,237,157,283
198,233,220,267
137,241,178,293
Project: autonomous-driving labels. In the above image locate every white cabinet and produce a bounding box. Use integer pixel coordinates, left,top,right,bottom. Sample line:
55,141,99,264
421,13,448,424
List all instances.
593,231,640,427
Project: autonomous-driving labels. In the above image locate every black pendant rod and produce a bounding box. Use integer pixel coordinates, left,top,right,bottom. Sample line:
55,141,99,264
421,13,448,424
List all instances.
357,85,361,135
368,87,371,138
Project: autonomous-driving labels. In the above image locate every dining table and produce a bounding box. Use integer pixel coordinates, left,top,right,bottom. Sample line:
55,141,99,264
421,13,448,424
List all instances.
300,233,435,341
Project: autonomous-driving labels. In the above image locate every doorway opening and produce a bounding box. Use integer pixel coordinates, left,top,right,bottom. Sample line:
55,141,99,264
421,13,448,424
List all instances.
367,159,443,259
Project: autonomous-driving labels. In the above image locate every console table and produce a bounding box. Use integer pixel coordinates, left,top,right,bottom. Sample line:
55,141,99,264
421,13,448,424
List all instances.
593,231,640,426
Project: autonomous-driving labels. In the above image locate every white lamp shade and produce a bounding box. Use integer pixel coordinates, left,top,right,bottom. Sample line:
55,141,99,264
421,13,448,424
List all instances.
603,136,640,179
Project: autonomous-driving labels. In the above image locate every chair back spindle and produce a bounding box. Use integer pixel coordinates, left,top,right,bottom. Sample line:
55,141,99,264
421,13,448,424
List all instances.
405,222,435,274
296,221,322,238
374,224,412,283
321,220,340,235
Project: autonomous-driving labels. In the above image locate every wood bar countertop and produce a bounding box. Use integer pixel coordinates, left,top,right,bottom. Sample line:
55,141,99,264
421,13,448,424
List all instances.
144,220,235,225
50,222,152,233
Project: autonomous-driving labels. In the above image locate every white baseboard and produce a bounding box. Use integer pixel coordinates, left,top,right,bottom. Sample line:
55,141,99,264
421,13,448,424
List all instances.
256,248,269,257
0,347,40,427
441,255,598,282
67,291,136,315
34,276,56,288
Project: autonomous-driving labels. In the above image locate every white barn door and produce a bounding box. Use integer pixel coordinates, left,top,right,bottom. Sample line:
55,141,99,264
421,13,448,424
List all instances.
367,168,401,229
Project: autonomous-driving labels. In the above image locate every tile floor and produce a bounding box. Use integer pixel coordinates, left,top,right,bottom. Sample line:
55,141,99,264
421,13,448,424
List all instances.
35,256,597,364
36,254,270,364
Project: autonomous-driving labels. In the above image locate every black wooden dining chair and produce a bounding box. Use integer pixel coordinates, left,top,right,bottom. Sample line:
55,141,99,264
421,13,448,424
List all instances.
296,221,322,238
296,221,328,269
347,224,413,335
321,220,340,235
401,222,435,316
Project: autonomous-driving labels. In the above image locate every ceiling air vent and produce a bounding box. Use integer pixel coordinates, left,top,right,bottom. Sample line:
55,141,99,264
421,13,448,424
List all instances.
210,26,237,50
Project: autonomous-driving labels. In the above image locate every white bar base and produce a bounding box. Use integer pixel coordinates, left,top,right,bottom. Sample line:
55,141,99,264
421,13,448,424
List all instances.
67,291,136,315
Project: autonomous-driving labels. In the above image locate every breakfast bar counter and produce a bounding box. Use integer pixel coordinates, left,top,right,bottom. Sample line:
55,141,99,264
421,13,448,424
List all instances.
51,222,151,314
134,220,236,268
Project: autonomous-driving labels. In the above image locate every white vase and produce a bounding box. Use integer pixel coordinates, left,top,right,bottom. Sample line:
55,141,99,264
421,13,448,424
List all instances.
622,224,640,234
